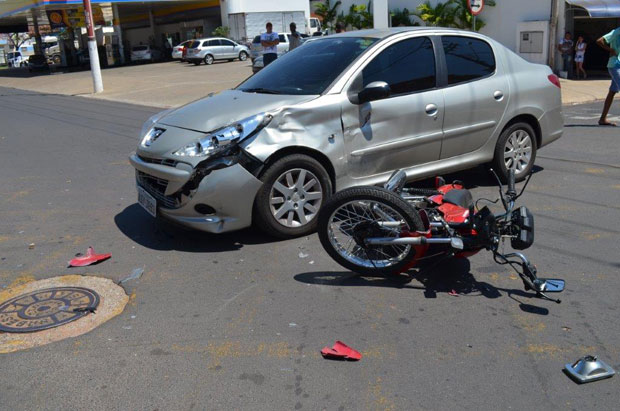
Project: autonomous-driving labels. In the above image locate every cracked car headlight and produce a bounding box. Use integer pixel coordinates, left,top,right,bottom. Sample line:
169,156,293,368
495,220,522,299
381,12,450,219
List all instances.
172,113,272,158
139,109,172,146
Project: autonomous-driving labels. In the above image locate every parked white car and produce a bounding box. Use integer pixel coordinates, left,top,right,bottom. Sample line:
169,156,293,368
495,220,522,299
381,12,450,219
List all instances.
130,45,162,63
250,33,291,61
185,37,250,65
7,51,27,67
172,41,191,60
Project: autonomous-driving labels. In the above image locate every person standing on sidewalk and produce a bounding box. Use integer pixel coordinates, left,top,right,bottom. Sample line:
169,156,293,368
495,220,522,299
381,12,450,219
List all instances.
597,27,620,126
574,36,587,79
289,22,301,51
261,22,279,67
558,32,574,78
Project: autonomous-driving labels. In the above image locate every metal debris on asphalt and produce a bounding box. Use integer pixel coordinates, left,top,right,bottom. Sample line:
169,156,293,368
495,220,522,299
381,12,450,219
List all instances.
119,267,144,284
298,252,309,258
321,341,362,361
68,246,111,267
564,355,615,383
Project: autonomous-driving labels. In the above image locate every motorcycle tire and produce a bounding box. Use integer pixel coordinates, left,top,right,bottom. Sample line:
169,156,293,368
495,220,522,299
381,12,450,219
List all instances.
318,186,424,276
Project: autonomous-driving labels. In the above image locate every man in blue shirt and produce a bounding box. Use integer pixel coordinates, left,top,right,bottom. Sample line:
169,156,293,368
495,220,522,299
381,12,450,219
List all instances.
597,27,620,126
260,22,279,67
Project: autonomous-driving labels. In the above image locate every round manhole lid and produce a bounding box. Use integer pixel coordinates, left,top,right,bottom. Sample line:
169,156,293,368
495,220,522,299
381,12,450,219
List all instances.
0,287,99,333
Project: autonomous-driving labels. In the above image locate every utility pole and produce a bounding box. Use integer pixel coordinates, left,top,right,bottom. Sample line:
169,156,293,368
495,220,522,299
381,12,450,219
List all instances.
83,0,103,93
548,0,559,71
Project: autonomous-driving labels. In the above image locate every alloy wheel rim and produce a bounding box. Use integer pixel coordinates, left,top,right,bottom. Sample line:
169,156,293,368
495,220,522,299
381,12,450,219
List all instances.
504,130,533,173
327,200,411,268
206,56,213,64
269,168,323,228
240,53,247,61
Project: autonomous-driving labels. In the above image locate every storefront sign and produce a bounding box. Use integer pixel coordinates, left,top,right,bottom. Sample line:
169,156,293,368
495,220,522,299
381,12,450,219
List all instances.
46,7,104,30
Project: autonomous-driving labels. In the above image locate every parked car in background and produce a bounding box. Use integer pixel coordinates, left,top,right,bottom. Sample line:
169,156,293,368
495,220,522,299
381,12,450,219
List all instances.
252,55,264,74
172,41,191,60
27,54,50,72
130,28,562,239
185,37,250,65
7,51,27,67
131,45,162,63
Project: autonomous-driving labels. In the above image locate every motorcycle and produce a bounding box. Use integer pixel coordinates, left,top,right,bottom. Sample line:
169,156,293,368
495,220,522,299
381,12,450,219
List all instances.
317,169,565,303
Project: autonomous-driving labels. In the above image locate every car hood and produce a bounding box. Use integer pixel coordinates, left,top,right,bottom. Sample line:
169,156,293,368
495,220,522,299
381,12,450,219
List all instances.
158,89,316,133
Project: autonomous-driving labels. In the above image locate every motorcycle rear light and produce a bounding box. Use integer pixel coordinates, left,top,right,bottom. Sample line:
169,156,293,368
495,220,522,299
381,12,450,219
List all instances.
548,74,561,88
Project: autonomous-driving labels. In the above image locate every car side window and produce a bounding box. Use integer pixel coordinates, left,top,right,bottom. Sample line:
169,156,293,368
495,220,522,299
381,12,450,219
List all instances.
362,37,436,95
208,39,221,47
442,36,496,85
279,34,287,43
220,39,235,46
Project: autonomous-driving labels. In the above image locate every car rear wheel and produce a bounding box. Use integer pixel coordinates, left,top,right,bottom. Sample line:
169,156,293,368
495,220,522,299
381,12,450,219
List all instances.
204,54,214,65
254,154,332,239
239,51,248,61
492,122,537,183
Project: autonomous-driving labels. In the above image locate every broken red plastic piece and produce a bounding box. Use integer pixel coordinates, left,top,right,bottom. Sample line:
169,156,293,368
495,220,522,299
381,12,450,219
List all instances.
68,247,111,267
448,289,459,296
321,341,362,361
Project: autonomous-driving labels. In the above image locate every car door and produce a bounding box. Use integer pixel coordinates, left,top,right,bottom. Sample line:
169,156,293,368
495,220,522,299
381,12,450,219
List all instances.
340,36,444,179
439,35,509,159
219,39,237,58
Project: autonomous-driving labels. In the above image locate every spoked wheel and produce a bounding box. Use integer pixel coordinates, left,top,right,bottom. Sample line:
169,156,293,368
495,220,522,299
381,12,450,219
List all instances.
317,187,424,276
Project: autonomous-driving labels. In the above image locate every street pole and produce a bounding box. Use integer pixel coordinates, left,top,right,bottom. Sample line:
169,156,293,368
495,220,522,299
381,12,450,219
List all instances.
83,0,103,93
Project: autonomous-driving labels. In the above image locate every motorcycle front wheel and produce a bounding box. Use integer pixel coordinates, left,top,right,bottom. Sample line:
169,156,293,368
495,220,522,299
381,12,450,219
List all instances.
317,186,424,276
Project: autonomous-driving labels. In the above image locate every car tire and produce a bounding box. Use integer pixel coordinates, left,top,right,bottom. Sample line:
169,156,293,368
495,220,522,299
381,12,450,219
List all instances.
492,122,537,183
204,55,214,65
254,154,332,239
239,51,248,61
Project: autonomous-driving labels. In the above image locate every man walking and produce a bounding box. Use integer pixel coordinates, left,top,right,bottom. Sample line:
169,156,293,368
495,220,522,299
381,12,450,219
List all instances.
558,32,574,78
261,22,279,67
289,22,301,51
597,26,620,126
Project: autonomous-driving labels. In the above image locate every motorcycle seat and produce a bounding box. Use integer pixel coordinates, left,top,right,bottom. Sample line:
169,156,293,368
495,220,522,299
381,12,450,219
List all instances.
442,189,474,210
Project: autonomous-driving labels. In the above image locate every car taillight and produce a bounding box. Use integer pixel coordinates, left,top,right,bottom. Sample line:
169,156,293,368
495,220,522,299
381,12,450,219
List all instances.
548,74,561,88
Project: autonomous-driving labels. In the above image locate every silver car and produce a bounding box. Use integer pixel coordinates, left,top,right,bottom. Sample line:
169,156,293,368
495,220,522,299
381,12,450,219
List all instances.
130,28,562,238
186,37,250,65
250,33,290,61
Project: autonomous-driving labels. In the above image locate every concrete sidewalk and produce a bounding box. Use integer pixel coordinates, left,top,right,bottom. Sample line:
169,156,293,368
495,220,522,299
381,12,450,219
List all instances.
0,60,615,108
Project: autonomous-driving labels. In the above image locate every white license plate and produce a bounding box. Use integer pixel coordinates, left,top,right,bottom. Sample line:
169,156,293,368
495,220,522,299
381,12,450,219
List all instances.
137,186,157,217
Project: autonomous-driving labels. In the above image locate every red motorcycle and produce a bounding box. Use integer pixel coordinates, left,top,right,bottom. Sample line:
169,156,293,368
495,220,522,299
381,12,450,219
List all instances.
317,169,565,303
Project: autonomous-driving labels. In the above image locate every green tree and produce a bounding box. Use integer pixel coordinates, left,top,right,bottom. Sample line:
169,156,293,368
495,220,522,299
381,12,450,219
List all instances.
391,8,415,27
414,1,457,28
314,0,342,30
452,0,496,31
345,2,373,30
212,26,230,38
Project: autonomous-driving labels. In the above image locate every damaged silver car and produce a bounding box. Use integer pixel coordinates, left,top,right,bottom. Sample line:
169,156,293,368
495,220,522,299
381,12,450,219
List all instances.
130,27,562,238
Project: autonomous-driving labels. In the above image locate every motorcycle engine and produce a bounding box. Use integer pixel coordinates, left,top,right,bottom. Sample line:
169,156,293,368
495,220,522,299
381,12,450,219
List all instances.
511,206,535,250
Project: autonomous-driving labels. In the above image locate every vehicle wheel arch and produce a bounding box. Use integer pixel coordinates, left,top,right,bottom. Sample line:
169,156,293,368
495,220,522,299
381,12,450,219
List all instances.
260,146,336,193
501,114,542,149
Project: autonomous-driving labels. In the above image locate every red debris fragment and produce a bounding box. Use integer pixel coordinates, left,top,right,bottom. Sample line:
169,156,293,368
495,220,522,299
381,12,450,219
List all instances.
448,289,459,296
68,247,111,267
321,341,362,361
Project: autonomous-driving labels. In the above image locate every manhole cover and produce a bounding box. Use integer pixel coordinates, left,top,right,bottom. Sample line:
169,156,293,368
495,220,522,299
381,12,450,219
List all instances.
0,287,99,333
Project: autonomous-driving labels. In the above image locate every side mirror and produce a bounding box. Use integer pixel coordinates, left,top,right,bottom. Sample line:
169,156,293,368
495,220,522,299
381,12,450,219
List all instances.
358,81,390,104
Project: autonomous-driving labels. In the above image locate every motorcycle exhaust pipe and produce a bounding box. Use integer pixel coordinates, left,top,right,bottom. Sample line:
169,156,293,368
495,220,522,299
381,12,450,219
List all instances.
365,237,464,249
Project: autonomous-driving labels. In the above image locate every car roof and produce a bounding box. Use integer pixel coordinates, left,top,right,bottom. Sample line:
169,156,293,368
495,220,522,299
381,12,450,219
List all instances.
334,27,485,39
195,37,235,42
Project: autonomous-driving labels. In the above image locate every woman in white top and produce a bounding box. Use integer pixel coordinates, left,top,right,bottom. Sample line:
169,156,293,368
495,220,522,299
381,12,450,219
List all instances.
575,36,587,79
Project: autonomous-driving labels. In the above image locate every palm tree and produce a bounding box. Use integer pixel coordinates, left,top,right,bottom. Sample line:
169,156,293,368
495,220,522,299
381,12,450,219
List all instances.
314,0,342,30
452,0,496,31
414,1,457,28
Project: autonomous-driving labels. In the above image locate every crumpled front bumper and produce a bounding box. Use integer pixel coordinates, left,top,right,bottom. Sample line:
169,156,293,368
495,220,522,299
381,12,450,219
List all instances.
129,154,263,233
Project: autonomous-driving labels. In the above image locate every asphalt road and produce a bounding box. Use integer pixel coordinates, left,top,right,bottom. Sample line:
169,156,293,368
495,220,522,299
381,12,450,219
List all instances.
0,87,619,410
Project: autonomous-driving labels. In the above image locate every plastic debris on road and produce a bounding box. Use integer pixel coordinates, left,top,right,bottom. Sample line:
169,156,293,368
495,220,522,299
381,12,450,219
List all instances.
68,247,111,267
564,355,615,384
119,267,144,284
321,341,362,361
298,252,309,258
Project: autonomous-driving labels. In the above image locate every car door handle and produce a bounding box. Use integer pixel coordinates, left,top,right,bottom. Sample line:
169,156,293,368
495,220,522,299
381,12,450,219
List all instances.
493,90,504,101
425,104,438,116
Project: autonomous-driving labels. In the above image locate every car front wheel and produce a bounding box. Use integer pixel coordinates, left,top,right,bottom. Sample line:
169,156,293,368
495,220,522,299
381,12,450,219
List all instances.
254,154,332,238
492,122,537,183
239,51,248,61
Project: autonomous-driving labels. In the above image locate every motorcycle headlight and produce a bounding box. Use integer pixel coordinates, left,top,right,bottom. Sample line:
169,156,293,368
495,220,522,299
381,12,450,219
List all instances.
172,113,272,158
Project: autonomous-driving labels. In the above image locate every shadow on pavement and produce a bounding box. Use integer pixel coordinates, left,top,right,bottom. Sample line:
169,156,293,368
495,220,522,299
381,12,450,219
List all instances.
114,203,276,252
295,257,549,314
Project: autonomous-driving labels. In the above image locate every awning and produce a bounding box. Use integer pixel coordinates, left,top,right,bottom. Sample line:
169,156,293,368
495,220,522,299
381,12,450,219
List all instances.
566,0,620,18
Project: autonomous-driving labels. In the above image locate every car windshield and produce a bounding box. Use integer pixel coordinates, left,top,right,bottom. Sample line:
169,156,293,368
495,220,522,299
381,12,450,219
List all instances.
237,37,378,95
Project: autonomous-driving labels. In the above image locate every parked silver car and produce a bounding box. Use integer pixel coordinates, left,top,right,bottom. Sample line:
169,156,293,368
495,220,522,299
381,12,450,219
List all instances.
130,28,562,238
131,45,162,63
172,41,191,60
186,37,250,65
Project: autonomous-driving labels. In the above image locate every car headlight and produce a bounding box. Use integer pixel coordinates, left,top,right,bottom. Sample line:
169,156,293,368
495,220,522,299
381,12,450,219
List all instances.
172,113,272,157
139,109,172,143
